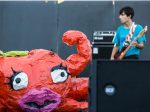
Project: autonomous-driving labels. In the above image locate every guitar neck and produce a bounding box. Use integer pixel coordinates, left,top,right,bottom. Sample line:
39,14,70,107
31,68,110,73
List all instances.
119,35,142,60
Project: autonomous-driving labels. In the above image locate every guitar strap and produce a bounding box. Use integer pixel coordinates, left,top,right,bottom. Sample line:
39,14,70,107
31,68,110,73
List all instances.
123,22,137,47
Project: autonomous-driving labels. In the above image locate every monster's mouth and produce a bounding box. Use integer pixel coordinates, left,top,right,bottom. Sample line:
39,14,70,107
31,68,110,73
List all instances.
25,100,57,109
19,88,61,112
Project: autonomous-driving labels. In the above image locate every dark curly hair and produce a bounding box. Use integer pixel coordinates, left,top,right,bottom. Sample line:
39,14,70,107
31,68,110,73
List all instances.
119,6,134,19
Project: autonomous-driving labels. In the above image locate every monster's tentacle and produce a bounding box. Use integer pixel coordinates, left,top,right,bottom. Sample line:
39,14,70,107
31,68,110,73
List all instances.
63,30,92,77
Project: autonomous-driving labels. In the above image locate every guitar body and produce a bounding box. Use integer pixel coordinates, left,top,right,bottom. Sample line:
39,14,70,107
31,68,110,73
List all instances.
114,52,121,60
114,46,127,60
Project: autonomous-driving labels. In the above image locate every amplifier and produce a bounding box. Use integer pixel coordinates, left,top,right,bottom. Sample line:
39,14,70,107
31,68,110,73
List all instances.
92,31,115,44
92,44,113,59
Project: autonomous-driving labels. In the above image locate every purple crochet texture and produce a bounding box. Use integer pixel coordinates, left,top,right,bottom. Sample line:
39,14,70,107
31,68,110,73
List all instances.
19,87,61,112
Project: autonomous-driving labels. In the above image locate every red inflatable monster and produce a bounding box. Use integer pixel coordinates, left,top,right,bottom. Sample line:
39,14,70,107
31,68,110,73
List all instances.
0,30,92,112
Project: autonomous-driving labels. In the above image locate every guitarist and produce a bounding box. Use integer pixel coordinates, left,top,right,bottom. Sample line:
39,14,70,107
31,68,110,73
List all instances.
111,6,146,60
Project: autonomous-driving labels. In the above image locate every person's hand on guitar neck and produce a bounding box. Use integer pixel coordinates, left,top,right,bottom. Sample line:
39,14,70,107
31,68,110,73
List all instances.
131,40,144,50
131,40,138,46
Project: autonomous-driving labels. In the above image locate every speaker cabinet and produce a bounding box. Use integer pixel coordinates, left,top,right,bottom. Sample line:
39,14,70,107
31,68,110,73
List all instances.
92,44,113,59
90,60,150,112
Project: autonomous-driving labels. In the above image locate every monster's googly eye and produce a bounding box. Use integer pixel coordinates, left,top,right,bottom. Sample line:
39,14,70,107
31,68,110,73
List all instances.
6,69,29,90
12,72,28,90
51,65,68,83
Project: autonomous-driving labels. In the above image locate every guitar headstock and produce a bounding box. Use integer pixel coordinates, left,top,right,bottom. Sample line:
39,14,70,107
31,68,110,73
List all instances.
144,26,148,32
139,26,148,37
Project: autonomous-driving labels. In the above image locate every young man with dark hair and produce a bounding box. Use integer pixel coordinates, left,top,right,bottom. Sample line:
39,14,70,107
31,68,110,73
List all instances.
111,6,146,60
